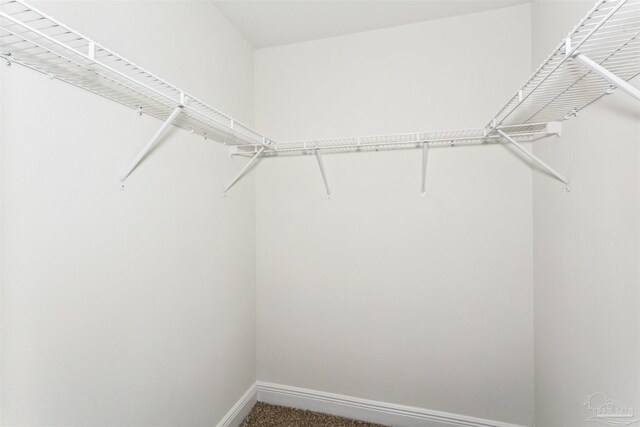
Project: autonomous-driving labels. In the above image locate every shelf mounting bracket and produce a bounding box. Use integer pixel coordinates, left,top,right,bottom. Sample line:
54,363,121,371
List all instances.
421,141,429,197
224,147,265,194
572,53,640,102
497,130,569,186
121,105,183,182
315,150,331,198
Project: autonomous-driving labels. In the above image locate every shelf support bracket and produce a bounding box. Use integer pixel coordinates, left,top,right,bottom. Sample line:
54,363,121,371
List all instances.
315,150,331,197
224,147,265,194
572,53,640,102
421,142,429,197
497,130,569,186
121,106,183,181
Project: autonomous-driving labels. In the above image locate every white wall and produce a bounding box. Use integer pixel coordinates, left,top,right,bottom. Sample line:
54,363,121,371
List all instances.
531,2,640,426
0,2,256,426
254,5,535,426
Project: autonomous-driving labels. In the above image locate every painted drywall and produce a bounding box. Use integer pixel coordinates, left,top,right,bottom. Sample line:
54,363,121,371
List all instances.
254,5,535,426
0,1,256,426
531,2,640,426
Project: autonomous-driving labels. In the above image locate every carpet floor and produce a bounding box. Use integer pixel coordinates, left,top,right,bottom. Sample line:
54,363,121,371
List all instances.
240,402,388,427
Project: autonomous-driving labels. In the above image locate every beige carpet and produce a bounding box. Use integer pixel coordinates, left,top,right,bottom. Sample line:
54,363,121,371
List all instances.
240,402,388,427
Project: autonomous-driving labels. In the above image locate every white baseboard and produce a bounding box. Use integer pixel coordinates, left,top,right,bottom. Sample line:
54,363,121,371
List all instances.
256,382,526,427
216,383,257,427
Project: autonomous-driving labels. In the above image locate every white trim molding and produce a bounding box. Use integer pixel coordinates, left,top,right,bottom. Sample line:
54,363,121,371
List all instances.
216,383,257,427
256,382,526,427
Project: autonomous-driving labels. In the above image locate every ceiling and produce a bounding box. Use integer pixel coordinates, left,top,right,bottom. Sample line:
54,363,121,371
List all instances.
212,0,530,49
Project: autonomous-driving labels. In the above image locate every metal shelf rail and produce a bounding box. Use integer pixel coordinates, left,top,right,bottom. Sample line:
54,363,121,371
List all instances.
1,0,638,195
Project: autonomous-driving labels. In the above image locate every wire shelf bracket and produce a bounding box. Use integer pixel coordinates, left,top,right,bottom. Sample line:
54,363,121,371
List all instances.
421,141,429,197
121,104,184,182
572,53,640,102
315,150,331,198
224,147,265,195
497,130,569,187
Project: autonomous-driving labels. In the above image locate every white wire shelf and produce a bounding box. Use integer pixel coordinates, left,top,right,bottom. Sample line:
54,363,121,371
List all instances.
231,123,561,157
0,0,278,152
1,0,636,176
488,0,640,128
